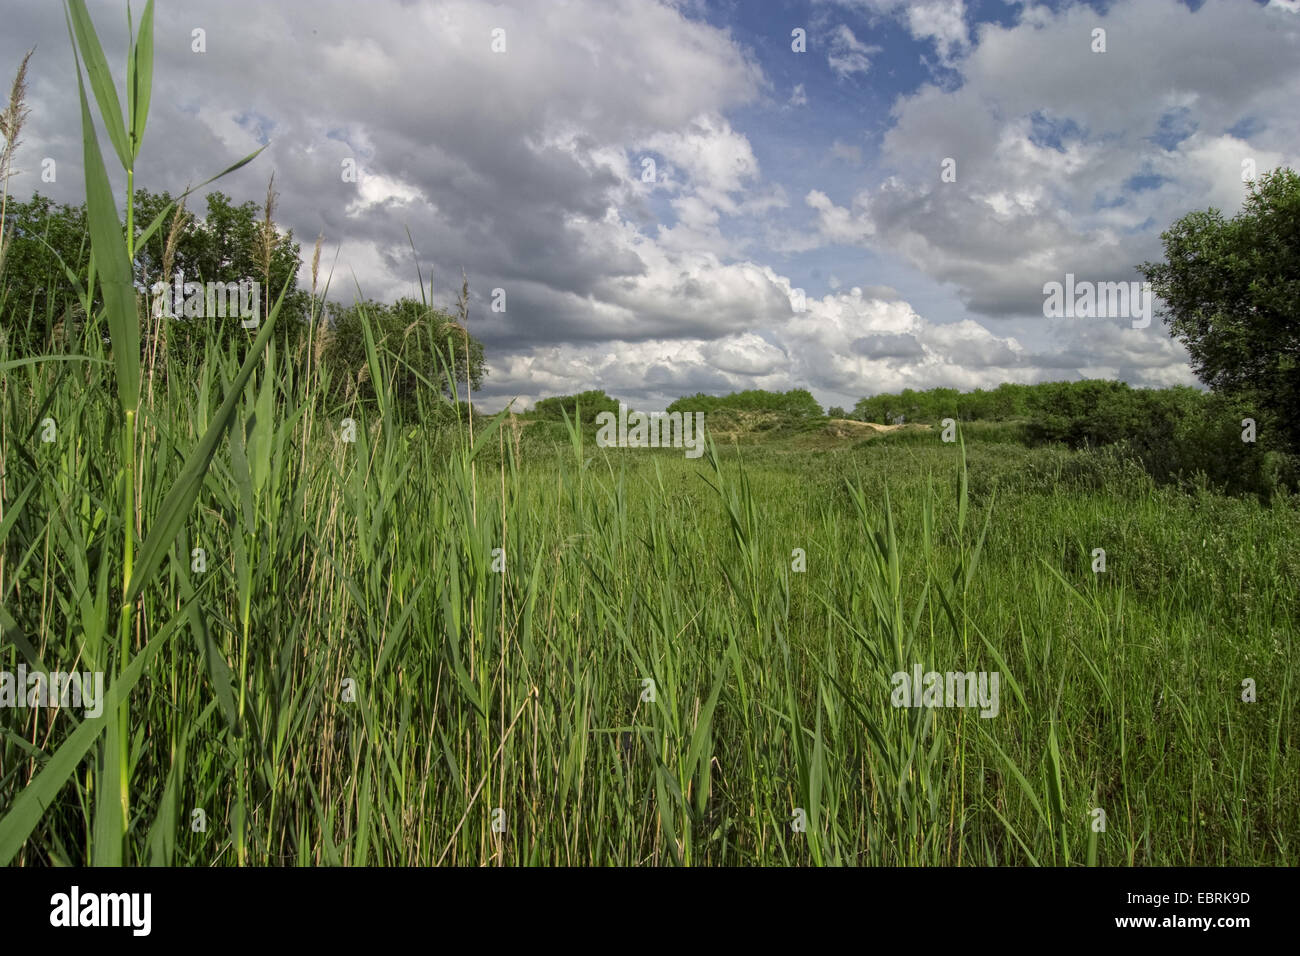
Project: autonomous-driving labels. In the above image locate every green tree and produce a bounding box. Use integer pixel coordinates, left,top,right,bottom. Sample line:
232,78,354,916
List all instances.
0,188,311,364
531,389,621,421
133,188,312,365
0,193,89,351
322,296,486,415
1138,167,1300,450
667,388,823,418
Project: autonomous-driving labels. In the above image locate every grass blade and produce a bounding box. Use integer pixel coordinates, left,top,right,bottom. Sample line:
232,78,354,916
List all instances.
125,275,290,604
129,0,154,158
0,601,191,865
71,45,139,414
66,0,131,171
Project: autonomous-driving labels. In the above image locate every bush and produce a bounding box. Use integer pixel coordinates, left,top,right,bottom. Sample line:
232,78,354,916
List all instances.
321,296,485,416
1023,386,1292,498
530,390,622,423
668,388,823,418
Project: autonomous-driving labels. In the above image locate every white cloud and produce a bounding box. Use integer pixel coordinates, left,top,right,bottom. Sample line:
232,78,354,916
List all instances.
477,275,1190,411
804,189,875,244
904,0,969,62
346,172,425,216
817,0,1300,317
702,334,787,375
821,0,969,64
639,113,760,211
4,0,1227,406
829,139,864,164
828,24,881,78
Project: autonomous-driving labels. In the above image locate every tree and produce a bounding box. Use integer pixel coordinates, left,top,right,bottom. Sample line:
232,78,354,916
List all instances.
0,188,311,363
667,388,823,418
322,296,486,414
0,193,88,351
531,389,620,421
0,183,492,422
133,188,312,365
1138,167,1300,450
1025,380,1166,448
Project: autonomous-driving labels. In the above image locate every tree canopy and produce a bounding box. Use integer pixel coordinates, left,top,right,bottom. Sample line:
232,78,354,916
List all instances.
0,188,309,359
530,389,621,421
1139,166,1300,450
0,188,488,418
667,388,823,418
853,383,1039,424
322,296,486,413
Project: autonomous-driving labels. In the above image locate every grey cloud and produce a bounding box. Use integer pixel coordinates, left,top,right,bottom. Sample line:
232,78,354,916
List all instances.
851,333,925,359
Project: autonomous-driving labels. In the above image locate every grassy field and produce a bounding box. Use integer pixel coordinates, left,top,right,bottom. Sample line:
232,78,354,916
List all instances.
1,1,1296,868
2,353,1297,864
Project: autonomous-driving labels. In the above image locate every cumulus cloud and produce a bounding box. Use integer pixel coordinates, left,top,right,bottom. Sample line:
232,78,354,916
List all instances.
2,0,765,332
486,279,1191,413
803,188,875,246
2,0,1252,410
804,0,1300,318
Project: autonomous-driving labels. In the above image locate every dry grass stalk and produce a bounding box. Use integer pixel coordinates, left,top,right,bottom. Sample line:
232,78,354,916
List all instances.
0,48,35,276
260,172,278,325
310,231,323,297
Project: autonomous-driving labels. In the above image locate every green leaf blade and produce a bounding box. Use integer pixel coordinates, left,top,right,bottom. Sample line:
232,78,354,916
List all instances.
74,55,140,414
67,0,132,171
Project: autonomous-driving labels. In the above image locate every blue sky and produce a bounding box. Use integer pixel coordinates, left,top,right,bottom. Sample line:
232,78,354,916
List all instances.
4,0,1298,411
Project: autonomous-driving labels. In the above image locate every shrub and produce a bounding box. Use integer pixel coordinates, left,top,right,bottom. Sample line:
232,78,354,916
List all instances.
530,389,622,422
668,388,823,418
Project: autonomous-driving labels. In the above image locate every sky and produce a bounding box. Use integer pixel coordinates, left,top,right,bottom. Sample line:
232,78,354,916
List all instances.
4,0,1299,412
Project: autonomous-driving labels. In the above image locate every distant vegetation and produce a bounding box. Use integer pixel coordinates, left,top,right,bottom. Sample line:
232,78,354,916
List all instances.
528,381,1296,498
530,389,621,421
0,189,487,409
667,388,823,418
854,382,1044,424
849,380,1295,498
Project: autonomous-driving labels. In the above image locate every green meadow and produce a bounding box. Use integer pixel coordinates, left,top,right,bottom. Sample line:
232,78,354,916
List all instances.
3,362,1298,864
1,2,1296,867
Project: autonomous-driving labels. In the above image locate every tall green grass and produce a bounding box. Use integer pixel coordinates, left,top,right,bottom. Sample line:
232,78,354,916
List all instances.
0,2,1296,866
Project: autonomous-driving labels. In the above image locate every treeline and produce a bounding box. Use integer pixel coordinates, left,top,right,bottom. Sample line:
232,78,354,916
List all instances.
853,383,1041,424
0,190,486,415
850,379,1240,429
526,382,1296,495
854,380,1295,495
526,387,824,421
530,389,621,420
667,388,822,418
